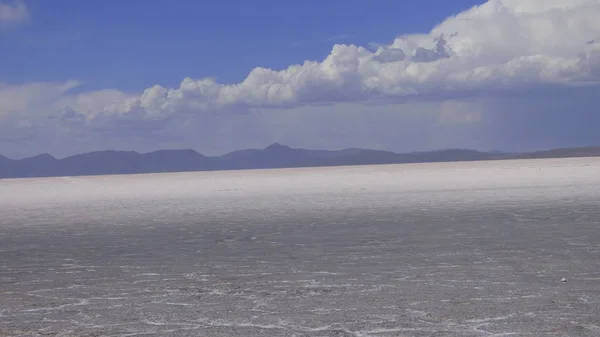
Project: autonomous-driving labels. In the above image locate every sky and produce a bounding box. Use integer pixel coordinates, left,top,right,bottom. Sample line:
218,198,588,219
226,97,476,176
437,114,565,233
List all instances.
1,0,600,158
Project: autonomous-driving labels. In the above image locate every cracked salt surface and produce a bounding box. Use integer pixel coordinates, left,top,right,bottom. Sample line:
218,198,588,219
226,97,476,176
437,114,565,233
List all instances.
1,157,600,336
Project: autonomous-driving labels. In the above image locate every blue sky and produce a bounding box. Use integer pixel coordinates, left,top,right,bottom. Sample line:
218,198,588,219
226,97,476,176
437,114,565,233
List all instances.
1,0,599,158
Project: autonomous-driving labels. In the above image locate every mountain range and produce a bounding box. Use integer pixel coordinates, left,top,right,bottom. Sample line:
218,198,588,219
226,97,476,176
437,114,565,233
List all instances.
1,143,599,179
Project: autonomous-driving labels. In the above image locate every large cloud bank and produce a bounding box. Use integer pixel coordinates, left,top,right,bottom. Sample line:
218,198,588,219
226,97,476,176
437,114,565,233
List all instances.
53,0,600,120
1,0,600,157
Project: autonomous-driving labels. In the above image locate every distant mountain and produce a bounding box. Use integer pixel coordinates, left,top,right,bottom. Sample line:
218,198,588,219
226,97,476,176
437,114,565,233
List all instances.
1,144,599,179
510,146,600,160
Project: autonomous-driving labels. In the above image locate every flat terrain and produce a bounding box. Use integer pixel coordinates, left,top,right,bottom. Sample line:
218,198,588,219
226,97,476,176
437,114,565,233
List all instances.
1,158,599,336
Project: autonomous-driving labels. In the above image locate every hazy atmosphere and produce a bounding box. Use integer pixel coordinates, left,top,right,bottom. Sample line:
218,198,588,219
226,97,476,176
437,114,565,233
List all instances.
2,0,600,158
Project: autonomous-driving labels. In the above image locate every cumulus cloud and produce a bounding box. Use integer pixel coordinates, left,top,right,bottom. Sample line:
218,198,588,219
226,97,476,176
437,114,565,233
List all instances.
1,0,600,157
0,0,29,27
0,81,81,121
40,0,599,121
5,0,600,118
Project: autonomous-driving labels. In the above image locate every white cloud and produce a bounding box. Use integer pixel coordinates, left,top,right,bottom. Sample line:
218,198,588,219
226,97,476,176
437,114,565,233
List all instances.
5,0,600,119
1,0,600,157
45,0,599,121
0,0,29,27
0,81,80,121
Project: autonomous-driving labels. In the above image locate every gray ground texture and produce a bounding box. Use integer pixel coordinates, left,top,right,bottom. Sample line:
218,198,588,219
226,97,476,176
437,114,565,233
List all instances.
1,157,599,336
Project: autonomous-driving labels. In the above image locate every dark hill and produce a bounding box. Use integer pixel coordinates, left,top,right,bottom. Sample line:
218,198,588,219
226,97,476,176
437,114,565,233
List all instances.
1,144,599,179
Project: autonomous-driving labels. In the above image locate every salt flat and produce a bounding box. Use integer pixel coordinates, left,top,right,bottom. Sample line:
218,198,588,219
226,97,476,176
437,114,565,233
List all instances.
1,158,600,336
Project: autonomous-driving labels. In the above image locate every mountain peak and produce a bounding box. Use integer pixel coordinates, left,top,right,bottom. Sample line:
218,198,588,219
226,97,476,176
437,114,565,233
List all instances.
264,143,291,151
31,153,56,160
145,149,203,157
12,153,57,163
